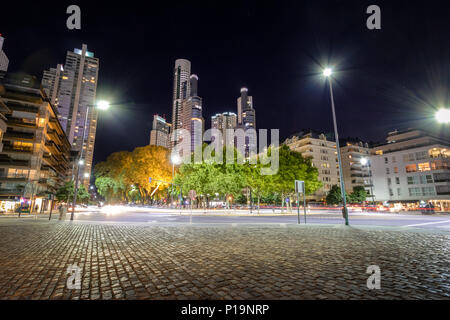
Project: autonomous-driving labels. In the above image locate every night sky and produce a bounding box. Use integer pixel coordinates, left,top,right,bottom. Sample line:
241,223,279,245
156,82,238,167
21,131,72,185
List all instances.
2,0,450,165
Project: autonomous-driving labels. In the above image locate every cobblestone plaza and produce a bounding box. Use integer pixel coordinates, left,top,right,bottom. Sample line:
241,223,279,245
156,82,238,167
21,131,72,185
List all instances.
0,219,448,300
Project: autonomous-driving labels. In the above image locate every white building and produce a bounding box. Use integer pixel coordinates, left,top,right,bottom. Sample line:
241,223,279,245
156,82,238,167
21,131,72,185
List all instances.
284,130,339,201
0,35,9,74
370,129,450,211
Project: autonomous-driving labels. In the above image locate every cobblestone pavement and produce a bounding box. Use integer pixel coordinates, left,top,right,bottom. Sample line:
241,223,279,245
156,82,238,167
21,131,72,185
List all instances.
0,219,448,300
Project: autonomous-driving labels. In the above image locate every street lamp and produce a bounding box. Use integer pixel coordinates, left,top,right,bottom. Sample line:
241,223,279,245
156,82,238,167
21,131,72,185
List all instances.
435,108,450,124
323,67,349,225
360,157,375,205
170,154,181,208
71,101,110,221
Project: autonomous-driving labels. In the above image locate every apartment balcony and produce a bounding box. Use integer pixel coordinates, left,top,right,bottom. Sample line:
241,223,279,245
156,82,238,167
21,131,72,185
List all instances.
45,140,62,153
3,131,35,142
0,157,30,168
350,174,370,178
6,118,37,129
0,188,24,196
7,102,39,114
0,174,28,182
1,145,33,154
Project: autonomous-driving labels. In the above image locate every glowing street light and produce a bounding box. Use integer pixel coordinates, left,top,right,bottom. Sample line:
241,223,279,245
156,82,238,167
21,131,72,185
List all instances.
435,108,450,124
171,154,182,165
360,157,368,166
96,100,110,111
323,67,333,77
322,66,349,225
84,173,90,178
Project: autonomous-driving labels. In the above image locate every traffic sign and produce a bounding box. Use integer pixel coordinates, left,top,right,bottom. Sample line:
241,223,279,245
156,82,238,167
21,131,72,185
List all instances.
295,180,305,193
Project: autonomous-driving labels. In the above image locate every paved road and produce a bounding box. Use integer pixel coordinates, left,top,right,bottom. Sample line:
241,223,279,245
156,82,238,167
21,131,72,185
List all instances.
43,206,450,232
0,219,448,300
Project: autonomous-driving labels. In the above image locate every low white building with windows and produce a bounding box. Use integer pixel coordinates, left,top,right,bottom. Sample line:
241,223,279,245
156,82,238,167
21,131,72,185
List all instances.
370,129,450,211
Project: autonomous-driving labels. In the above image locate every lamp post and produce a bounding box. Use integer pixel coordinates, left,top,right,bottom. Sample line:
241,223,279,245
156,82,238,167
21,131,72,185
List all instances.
170,154,181,208
323,67,349,225
360,157,375,205
70,101,110,221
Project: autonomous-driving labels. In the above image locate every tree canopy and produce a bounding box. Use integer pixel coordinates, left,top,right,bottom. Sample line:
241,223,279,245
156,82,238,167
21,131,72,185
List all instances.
94,145,173,204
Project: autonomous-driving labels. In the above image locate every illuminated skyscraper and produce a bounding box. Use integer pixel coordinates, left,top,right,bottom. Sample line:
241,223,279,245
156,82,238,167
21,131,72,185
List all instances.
236,87,256,157
0,34,9,75
180,74,204,154
41,44,99,186
171,59,191,148
150,115,170,148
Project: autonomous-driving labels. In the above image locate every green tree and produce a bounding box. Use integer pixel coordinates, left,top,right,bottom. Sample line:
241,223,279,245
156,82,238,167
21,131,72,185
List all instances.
326,184,354,205
56,181,74,202
270,145,322,212
348,186,367,203
55,181,90,204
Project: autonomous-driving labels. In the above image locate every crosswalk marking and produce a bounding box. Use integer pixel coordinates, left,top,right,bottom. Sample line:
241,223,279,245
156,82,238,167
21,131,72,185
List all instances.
404,220,450,227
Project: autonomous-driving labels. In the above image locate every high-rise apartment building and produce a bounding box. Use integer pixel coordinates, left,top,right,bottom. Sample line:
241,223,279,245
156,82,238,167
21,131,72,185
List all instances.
236,87,256,157
0,34,9,76
171,59,191,148
149,115,170,148
0,73,71,214
41,44,99,186
211,112,237,146
284,130,340,201
179,74,204,154
340,139,372,196
237,87,255,129
41,64,64,107
370,129,450,211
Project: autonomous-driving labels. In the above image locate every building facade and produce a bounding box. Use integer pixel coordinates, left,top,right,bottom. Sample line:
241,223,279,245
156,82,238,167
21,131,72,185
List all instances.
41,64,64,107
284,130,339,201
236,87,256,157
180,74,204,154
149,115,170,148
370,129,450,211
0,73,71,214
340,140,373,196
171,59,191,148
41,44,99,186
0,34,9,76
211,111,237,146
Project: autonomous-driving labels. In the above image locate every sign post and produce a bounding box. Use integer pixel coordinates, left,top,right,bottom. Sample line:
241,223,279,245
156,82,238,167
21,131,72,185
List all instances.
295,180,307,224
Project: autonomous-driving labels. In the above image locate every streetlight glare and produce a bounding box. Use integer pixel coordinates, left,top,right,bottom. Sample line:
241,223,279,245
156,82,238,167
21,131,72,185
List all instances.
96,100,110,110
323,67,333,77
171,154,181,165
84,173,90,178
360,157,368,166
435,108,450,124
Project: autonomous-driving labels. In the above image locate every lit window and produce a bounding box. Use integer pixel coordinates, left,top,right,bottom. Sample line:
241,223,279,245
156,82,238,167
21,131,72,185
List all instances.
418,162,431,172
